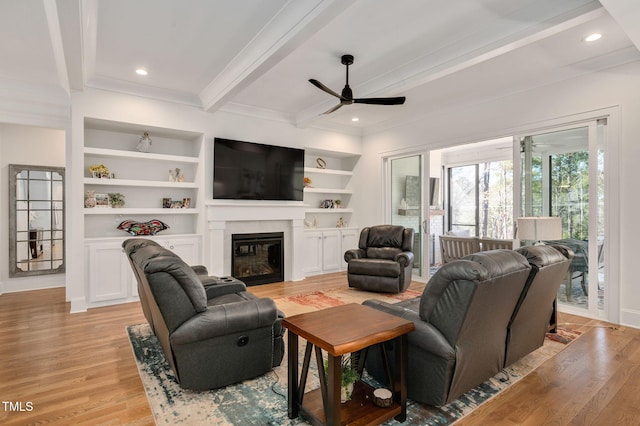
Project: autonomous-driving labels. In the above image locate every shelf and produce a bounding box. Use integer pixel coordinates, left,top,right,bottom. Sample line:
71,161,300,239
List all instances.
304,187,352,194
84,147,199,163
303,167,353,177
85,233,201,242
300,381,401,426
305,208,353,214
84,178,198,188
84,208,198,215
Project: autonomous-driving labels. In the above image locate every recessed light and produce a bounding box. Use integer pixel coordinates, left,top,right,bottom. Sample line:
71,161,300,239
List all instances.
584,33,602,42
351,117,359,122
135,68,148,76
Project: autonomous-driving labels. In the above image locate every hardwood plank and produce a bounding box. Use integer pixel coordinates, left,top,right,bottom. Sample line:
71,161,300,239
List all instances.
1,278,638,425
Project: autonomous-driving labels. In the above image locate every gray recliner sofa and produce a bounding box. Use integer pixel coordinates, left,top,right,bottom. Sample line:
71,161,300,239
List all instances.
362,246,571,406
344,225,415,293
506,244,573,366
123,238,285,390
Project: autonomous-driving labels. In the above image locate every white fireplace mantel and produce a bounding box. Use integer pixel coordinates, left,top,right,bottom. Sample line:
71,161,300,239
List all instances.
205,201,307,282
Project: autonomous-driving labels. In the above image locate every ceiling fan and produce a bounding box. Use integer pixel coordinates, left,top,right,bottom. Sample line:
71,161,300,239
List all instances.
309,54,406,114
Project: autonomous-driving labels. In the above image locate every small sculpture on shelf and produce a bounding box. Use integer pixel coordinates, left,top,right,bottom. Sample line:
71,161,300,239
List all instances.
303,177,312,187
169,168,185,182
336,217,347,228
84,190,96,208
304,216,318,229
136,131,152,153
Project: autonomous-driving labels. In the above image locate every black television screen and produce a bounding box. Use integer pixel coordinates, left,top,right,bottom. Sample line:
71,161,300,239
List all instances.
213,138,304,201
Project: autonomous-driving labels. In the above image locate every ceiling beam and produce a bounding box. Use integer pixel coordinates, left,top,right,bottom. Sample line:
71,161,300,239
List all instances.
43,0,70,96
199,0,353,113
54,0,85,92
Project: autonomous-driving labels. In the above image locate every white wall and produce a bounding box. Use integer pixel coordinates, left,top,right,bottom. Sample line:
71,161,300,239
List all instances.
0,124,66,293
359,60,640,328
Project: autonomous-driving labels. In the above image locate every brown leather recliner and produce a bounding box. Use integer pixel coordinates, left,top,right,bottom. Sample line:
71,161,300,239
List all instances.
344,225,415,293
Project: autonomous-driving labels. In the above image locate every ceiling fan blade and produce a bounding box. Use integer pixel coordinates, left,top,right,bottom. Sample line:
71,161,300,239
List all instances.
309,79,343,99
353,96,406,105
322,103,345,115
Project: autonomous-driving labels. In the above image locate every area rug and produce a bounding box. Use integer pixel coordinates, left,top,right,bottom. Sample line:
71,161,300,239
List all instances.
127,287,581,425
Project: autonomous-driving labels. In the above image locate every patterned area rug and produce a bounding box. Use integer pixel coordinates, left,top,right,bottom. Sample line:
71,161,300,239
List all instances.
127,287,581,425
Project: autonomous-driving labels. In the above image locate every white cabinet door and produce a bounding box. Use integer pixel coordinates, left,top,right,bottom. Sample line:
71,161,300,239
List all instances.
303,231,323,275
157,236,202,265
340,228,359,269
322,230,341,272
87,241,130,302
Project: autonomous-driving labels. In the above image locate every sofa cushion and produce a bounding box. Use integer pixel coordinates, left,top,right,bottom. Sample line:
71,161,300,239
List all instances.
366,246,403,259
348,258,400,277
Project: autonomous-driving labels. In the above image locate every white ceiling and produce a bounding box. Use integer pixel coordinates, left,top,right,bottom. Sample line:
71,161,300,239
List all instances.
1,0,639,136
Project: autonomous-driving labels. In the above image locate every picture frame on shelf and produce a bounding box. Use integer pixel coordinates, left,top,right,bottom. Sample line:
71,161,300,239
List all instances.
320,199,334,209
95,193,109,208
162,198,172,208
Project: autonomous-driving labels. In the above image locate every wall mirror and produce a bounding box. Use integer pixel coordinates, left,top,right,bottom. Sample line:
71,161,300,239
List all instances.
9,164,65,277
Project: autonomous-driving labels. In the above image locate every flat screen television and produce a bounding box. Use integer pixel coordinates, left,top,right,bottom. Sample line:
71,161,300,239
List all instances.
213,138,304,201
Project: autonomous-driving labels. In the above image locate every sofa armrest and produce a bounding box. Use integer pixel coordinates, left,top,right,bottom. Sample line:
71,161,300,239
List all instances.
395,251,414,267
203,282,247,299
171,298,278,344
363,299,454,360
345,248,366,262
190,265,209,276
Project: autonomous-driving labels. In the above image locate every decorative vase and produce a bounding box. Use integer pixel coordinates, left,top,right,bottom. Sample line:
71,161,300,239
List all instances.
84,191,96,208
341,382,354,403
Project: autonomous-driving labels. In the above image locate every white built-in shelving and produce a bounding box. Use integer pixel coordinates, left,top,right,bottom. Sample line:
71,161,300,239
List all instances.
303,149,359,230
82,117,205,306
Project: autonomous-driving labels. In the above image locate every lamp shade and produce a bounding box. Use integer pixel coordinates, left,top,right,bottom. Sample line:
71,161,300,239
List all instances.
517,217,562,242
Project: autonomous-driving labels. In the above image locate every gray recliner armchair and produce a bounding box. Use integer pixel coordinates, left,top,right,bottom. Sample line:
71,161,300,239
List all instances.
362,249,531,406
123,238,285,390
344,225,415,293
506,244,573,366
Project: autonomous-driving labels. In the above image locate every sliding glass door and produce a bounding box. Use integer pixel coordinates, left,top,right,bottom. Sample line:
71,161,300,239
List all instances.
519,122,605,316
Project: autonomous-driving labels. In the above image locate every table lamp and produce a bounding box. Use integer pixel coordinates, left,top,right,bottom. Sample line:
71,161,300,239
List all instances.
516,217,562,245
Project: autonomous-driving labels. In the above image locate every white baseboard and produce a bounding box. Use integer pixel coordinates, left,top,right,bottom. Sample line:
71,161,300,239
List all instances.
620,309,640,330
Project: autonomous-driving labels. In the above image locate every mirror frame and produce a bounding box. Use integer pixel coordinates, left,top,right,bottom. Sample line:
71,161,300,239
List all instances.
8,164,65,277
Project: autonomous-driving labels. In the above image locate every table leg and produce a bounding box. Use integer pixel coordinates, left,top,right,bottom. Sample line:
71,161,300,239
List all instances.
395,334,409,422
326,353,341,426
287,331,299,419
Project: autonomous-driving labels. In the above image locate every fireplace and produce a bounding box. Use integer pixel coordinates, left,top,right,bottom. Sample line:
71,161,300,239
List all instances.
231,232,284,286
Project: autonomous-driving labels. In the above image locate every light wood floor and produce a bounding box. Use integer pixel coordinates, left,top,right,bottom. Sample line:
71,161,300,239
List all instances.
1,273,638,425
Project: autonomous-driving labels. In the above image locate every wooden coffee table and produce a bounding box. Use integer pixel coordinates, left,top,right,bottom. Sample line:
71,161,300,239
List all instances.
283,303,415,426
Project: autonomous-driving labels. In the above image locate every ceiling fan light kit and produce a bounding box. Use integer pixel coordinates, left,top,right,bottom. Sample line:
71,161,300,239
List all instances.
309,54,406,114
